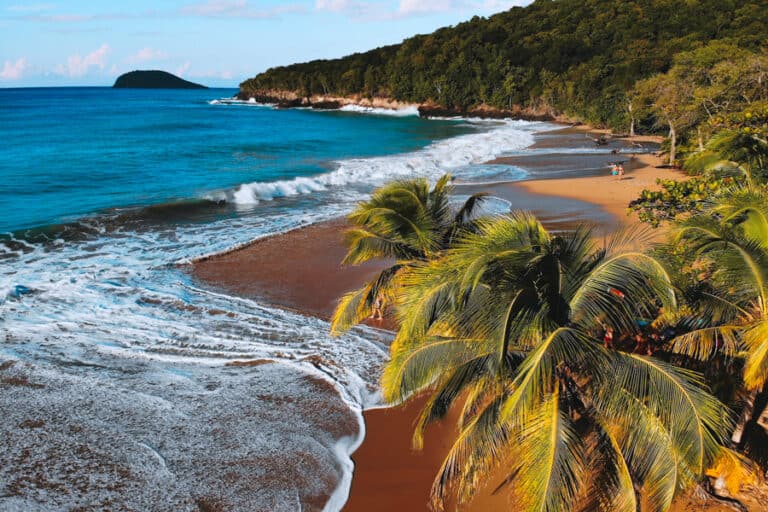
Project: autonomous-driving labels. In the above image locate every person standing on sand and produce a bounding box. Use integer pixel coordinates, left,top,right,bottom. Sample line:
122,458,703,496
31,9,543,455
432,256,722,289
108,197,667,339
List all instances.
610,163,619,180
369,294,384,321
617,163,625,180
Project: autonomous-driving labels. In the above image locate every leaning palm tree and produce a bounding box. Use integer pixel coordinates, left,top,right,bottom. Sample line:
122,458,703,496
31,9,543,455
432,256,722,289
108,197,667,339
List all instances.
383,212,729,511
668,185,768,445
330,174,487,334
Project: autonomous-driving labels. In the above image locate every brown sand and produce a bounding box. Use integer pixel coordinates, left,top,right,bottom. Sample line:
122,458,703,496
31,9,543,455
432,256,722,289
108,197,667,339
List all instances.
193,218,393,321
190,127,761,511
513,152,683,225
343,132,687,512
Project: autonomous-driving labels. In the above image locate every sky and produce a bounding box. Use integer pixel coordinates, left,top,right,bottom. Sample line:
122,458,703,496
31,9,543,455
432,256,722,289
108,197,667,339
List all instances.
0,1,532,88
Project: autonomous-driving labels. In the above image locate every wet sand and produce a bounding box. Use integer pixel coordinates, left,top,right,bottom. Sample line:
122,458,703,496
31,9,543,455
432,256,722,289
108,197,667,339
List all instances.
190,126,693,511
194,219,393,320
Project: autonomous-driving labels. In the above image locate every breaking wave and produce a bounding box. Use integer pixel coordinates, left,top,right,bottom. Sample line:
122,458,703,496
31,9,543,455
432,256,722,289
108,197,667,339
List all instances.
213,120,539,205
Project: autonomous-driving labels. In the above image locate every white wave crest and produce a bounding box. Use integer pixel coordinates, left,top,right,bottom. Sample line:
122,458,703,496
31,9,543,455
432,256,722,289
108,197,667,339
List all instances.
338,104,419,117
208,97,276,107
217,120,536,205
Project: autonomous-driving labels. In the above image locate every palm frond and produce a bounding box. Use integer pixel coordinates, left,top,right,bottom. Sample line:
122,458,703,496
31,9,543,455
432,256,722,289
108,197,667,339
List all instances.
577,420,637,512
600,353,729,477
382,336,496,404
498,389,586,512
569,252,676,333
670,324,742,360
342,228,414,264
329,264,403,334
743,317,768,389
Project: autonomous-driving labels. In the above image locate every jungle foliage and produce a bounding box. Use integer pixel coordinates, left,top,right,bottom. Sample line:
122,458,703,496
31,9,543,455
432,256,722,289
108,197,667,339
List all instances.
240,0,767,127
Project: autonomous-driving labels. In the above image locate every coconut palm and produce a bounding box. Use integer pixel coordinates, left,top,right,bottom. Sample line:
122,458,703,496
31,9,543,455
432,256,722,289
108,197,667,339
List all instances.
668,185,768,445
383,212,729,511
331,174,487,334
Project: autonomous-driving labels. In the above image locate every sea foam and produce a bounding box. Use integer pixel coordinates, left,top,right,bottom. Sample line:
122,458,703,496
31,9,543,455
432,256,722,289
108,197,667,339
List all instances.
0,109,543,511
338,104,420,117
216,120,538,205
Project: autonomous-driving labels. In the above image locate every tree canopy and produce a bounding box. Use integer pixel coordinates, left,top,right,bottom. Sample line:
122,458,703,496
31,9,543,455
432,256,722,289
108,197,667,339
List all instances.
240,0,767,127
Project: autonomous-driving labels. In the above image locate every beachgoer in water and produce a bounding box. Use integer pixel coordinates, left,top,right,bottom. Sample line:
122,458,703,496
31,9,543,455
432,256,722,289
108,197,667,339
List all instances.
369,294,384,321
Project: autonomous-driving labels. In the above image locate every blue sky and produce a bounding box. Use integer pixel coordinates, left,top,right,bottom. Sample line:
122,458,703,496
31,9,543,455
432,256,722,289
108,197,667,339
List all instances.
0,1,531,88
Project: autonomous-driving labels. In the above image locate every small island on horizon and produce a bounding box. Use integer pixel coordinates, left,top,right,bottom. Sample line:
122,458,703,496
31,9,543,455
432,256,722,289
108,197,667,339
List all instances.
113,70,207,89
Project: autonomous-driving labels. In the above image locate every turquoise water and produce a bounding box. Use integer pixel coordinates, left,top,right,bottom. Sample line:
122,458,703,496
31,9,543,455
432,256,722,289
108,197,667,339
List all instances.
0,87,475,233
0,87,546,510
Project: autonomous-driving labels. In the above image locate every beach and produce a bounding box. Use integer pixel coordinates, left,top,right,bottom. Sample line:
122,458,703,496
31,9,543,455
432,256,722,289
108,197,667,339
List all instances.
191,125,697,510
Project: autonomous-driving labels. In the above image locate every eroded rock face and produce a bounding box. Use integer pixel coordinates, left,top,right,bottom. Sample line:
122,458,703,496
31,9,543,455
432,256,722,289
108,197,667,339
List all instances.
234,89,556,121
0,358,361,511
416,104,554,122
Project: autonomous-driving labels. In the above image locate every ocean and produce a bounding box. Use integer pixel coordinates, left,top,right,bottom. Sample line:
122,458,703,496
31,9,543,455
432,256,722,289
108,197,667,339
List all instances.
0,87,596,510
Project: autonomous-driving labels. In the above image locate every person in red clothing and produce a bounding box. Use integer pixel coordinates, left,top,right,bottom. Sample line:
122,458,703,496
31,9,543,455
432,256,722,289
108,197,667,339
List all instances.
603,326,615,349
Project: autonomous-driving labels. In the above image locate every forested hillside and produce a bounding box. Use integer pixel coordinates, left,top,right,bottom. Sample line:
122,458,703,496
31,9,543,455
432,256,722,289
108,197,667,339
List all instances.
240,0,766,128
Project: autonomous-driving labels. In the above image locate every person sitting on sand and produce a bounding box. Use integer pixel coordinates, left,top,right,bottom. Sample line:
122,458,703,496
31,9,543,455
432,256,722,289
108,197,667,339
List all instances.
369,294,384,321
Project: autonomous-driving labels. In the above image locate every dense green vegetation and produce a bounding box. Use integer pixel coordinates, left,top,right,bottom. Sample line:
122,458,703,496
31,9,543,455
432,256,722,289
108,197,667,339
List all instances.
331,177,763,509
333,178,768,509
630,102,768,226
241,0,766,127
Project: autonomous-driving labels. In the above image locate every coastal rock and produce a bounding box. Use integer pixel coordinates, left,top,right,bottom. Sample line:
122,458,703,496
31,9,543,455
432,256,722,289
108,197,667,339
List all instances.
417,104,554,122
113,70,207,89
235,88,557,121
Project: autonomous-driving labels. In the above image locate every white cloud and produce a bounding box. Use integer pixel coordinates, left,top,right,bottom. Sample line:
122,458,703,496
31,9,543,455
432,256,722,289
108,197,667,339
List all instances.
128,47,169,63
398,0,452,15
0,57,28,80
176,61,191,77
6,4,54,12
315,0,355,11
315,0,531,20
481,0,531,9
182,0,305,19
57,43,110,78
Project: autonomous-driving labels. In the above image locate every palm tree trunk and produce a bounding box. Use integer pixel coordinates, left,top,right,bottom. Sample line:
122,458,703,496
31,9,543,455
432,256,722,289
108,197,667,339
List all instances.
731,388,758,446
756,400,768,433
628,100,635,137
697,126,704,152
668,119,677,166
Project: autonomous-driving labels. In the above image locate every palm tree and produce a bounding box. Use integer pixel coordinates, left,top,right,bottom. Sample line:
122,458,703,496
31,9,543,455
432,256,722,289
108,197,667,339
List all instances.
668,185,768,445
382,212,729,511
330,174,487,334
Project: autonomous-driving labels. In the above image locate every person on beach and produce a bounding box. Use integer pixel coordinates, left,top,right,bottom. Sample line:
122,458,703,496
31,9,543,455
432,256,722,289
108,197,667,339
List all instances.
603,326,615,349
617,163,625,180
369,294,384,321
610,163,619,180
633,332,651,355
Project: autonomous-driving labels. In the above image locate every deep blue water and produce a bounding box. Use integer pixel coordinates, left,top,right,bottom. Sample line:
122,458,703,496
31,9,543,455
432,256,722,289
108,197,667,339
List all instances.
0,87,563,510
0,87,474,233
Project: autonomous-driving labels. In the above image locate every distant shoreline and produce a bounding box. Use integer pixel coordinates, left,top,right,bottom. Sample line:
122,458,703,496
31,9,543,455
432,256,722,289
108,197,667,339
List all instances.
234,89,568,122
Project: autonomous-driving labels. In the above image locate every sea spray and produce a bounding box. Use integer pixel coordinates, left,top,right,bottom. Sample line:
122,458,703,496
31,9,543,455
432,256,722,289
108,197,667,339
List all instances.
213,119,540,205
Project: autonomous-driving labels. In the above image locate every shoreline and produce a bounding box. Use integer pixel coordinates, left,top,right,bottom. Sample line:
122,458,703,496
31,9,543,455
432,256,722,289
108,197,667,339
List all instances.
234,90,569,122
190,122,689,510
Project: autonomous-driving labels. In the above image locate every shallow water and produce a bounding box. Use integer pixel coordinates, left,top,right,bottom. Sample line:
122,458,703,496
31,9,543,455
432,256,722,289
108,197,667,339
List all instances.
1,88,556,510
